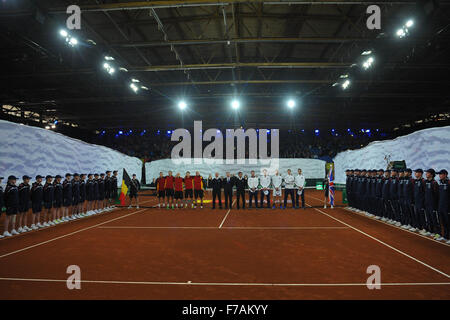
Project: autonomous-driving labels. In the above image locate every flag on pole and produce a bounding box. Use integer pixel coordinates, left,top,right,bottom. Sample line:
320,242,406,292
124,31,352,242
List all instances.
328,166,335,206
119,169,132,205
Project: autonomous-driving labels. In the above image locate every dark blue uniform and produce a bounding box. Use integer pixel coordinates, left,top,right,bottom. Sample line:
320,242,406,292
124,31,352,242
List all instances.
86,179,95,202
5,183,19,215
110,176,118,200
413,178,425,229
375,175,384,217
43,182,54,209
79,179,86,203
63,179,72,207
437,178,449,239
93,179,99,200
53,181,63,208
72,180,80,206
31,182,43,214
389,176,400,222
0,184,4,213
18,182,31,213
98,179,105,200
424,179,439,234
401,177,414,227
381,177,391,219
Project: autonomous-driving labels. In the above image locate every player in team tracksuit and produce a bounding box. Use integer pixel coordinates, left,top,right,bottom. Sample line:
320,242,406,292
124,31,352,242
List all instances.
43,175,55,226
79,174,87,216
345,170,353,208
86,174,95,215
397,170,406,225
211,172,223,209
193,172,204,209
437,169,450,243
369,170,377,216
283,169,295,209
373,170,383,219
223,172,234,210
62,173,73,221
381,170,391,221
412,169,426,231
3,176,20,237
183,172,194,209
93,174,100,212
357,170,365,212
248,171,259,208
259,169,271,209
388,169,401,225
271,170,283,209
128,174,141,209
104,171,112,209
98,173,106,212
17,175,31,233
424,169,440,238
174,173,184,208
111,170,118,204
30,175,44,229
72,173,80,219
234,172,246,210
156,172,166,208
164,171,175,209
401,169,415,230
295,169,306,209
53,175,63,222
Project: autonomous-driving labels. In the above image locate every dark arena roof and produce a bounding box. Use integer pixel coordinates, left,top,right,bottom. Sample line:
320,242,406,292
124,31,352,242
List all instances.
1,0,449,132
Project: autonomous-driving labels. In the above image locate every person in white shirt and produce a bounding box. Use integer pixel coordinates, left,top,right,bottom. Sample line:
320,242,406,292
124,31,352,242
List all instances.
283,169,295,209
259,169,271,208
272,170,283,209
295,168,306,209
248,170,259,208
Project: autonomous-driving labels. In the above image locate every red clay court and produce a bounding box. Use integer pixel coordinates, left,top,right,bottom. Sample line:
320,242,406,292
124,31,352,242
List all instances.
0,190,449,300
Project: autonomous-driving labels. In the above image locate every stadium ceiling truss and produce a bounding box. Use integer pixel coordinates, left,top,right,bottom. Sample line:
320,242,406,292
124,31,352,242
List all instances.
0,0,450,130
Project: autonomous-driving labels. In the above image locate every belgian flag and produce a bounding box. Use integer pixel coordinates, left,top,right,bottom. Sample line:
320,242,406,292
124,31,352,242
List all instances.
119,169,132,205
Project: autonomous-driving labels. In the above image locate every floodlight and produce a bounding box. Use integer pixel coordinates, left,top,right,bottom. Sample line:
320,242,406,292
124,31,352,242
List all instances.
178,100,187,110
396,28,406,38
342,79,350,89
287,99,295,109
68,37,78,46
405,20,414,28
105,56,115,61
59,29,68,37
130,83,139,93
361,50,372,55
231,99,240,110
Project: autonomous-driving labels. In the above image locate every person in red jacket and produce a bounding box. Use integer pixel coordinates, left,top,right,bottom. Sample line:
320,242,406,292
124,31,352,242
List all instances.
155,172,165,208
193,171,204,209
184,171,194,209
164,171,175,209
174,173,184,209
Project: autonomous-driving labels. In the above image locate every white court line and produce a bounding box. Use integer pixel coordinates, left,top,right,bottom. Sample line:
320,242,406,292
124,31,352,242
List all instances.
0,277,448,287
219,199,236,228
0,199,157,259
304,201,450,279
307,194,450,248
98,226,350,230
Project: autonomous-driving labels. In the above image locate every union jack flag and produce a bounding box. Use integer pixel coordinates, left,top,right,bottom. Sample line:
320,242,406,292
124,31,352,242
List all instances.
328,166,335,206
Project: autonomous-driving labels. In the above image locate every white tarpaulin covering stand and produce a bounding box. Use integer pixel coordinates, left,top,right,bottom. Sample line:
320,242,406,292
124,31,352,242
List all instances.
0,120,142,187
145,158,326,182
333,126,450,184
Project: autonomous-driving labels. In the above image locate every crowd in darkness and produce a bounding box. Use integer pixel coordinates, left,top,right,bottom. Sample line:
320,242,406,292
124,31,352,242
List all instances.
92,129,389,162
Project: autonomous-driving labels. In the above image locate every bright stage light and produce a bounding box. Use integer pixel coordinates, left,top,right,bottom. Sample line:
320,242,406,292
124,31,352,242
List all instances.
231,99,240,110
178,100,187,110
131,78,140,83
287,99,295,109
342,79,350,90
105,56,115,61
361,50,372,56
396,28,406,38
405,20,414,28
59,29,68,37
130,83,139,93
68,37,78,47
362,56,374,70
